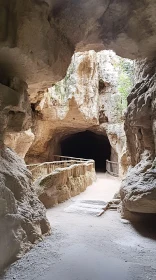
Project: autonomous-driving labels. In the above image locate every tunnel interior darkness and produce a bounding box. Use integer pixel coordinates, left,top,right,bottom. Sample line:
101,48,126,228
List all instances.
60,130,111,172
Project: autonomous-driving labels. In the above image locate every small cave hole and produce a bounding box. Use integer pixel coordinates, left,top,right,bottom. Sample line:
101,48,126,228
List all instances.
31,103,36,112
99,79,106,92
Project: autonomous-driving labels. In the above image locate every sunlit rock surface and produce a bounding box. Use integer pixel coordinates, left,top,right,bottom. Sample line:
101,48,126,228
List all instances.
7,51,129,177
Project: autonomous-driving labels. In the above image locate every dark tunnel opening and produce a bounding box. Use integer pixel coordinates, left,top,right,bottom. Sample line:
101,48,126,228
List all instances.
60,130,111,172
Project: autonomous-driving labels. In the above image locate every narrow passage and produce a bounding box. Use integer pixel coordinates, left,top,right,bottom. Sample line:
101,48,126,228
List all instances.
2,174,156,280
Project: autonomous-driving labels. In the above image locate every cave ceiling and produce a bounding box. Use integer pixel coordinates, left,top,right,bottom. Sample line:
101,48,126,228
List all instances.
0,0,156,93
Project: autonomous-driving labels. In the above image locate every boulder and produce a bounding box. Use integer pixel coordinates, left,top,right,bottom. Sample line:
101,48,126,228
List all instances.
120,152,156,220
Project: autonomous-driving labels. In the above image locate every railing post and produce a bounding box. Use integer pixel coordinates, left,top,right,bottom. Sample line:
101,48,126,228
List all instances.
106,159,119,177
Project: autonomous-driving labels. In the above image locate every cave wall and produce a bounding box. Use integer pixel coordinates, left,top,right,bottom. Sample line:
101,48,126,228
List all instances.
4,129,35,159
1,0,156,97
0,0,156,270
0,0,74,95
0,147,51,271
0,71,51,273
120,59,156,220
5,51,127,176
125,60,156,165
0,78,32,142
0,77,51,272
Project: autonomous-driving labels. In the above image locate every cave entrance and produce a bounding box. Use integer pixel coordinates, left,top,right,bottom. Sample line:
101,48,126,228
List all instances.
60,130,111,172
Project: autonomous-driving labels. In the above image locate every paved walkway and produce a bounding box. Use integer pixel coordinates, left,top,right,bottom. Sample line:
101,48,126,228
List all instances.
2,173,156,280
72,172,121,202
64,173,121,216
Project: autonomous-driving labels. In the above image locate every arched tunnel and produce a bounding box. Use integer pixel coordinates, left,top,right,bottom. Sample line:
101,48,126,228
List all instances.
60,130,111,172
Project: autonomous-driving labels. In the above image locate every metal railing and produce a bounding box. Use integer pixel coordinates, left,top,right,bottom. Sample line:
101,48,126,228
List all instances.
106,160,119,177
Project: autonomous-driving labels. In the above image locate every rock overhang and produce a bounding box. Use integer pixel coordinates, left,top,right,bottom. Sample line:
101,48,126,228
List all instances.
0,0,156,94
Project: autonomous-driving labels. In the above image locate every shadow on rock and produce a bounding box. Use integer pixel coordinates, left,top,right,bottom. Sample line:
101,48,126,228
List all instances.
131,214,156,240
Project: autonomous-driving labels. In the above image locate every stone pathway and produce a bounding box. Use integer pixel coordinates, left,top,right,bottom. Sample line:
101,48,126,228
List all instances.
2,173,156,280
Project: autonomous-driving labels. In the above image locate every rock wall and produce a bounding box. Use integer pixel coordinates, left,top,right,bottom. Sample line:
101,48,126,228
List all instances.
0,147,50,271
0,77,51,272
0,0,155,97
5,51,129,177
33,161,96,208
120,60,156,220
125,59,156,166
0,78,32,144
25,51,101,162
4,129,35,159
1,0,156,269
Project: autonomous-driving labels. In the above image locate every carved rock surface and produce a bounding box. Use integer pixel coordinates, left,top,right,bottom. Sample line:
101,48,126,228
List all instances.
0,147,50,271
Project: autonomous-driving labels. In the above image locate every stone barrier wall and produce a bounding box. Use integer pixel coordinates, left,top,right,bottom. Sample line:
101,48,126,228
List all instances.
33,161,96,208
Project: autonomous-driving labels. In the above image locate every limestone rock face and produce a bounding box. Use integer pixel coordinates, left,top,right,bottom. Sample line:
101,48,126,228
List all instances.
120,152,156,219
4,129,35,159
0,75,50,272
16,50,127,177
0,0,156,96
0,0,156,269
0,78,32,143
120,60,156,219
0,0,74,95
125,60,156,166
0,147,50,271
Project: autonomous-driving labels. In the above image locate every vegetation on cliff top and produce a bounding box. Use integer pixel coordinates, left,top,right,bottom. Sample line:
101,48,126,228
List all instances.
116,57,134,110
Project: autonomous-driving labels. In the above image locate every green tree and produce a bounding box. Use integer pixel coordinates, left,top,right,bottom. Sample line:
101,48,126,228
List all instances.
117,58,134,110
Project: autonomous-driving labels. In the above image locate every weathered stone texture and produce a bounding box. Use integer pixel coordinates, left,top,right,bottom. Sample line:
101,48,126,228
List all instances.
0,0,156,269
125,60,156,166
1,0,156,97
120,60,156,219
0,147,50,271
0,78,32,143
4,129,35,159
15,51,127,177
33,161,96,208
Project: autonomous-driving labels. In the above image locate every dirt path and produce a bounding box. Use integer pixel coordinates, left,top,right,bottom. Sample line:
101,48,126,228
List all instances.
72,172,121,202
1,173,156,280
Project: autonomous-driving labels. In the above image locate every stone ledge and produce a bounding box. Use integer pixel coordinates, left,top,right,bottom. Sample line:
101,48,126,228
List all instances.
33,162,96,208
